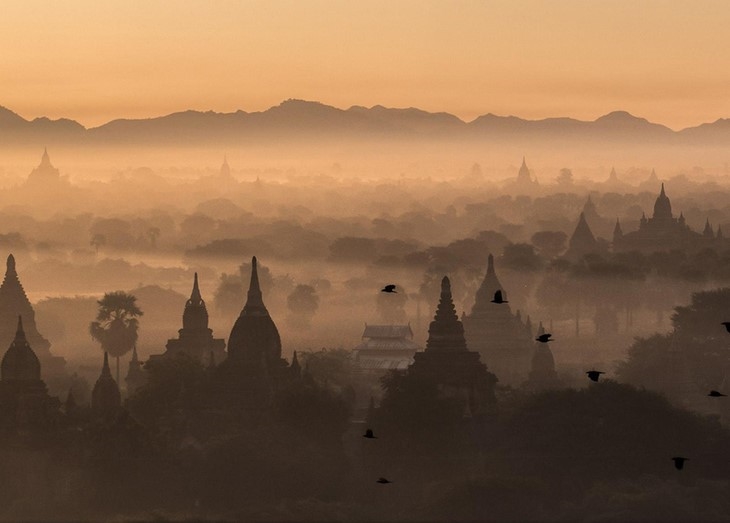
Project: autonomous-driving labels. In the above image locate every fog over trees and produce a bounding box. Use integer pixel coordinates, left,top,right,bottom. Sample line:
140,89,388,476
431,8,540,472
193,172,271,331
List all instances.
1,148,730,521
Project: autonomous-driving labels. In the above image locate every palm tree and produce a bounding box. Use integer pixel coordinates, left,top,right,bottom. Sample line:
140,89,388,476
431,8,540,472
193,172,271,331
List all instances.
90,291,143,383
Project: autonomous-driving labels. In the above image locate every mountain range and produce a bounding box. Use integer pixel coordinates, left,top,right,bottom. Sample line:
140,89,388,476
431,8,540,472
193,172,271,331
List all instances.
0,99,729,146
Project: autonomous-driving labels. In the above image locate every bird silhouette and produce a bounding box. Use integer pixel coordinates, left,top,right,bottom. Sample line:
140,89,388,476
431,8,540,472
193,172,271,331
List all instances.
491,290,508,304
722,322,730,333
535,333,553,343
586,370,605,382
671,457,688,470
363,428,377,439
708,390,727,397
376,477,392,484
381,284,397,293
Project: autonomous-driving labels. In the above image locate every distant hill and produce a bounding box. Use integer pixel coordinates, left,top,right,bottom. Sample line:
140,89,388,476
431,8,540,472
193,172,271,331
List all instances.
0,99,728,146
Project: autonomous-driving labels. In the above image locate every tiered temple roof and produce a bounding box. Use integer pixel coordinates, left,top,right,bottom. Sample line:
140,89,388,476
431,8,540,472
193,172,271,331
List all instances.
409,276,496,415
462,254,534,385
353,324,419,372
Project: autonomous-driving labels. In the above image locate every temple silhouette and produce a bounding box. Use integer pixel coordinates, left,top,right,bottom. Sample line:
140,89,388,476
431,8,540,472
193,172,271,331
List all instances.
153,273,226,366
0,254,65,377
462,254,535,385
613,184,723,253
409,276,497,416
525,321,560,390
352,324,419,375
0,316,60,431
92,351,121,414
26,148,62,185
214,256,295,410
565,211,601,261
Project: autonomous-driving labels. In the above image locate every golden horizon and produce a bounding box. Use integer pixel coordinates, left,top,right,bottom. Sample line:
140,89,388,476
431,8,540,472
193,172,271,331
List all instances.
1,0,729,130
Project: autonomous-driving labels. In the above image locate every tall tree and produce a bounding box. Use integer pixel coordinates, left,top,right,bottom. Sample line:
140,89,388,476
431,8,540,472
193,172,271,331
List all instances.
90,291,143,383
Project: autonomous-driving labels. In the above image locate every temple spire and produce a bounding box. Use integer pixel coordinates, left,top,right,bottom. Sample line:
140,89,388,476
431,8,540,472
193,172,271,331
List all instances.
6,254,15,275
101,351,111,378
243,256,266,313
15,315,25,343
190,272,202,304
291,350,301,378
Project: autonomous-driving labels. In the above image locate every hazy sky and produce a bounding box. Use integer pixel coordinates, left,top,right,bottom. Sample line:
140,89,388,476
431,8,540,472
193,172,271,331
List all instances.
1,0,729,129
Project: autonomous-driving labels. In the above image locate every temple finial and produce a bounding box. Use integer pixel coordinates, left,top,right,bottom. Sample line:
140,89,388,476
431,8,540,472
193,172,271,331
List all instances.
487,253,495,275
7,254,15,273
243,256,265,311
102,351,111,377
191,272,202,303
15,315,25,342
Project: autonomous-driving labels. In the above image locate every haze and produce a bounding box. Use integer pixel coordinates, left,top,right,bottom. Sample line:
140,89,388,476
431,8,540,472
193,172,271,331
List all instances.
1,2,730,522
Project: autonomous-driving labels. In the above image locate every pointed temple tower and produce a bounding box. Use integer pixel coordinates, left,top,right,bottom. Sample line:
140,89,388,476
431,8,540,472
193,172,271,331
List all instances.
124,346,146,395
0,316,59,430
526,321,559,390
0,254,65,376
516,157,532,184
26,148,61,185
462,254,535,385
91,352,121,414
216,257,288,409
564,212,599,261
158,273,226,365
227,257,282,368
613,218,623,246
409,277,496,415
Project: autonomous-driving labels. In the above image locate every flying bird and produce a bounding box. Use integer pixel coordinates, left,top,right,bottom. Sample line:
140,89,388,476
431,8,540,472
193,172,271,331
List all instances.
376,477,392,484
491,290,508,304
381,284,397,293
722,322,730,333
363,428,377,439
586,370,605,382
708,390,727,397
671,457,688,470
536,333,553,343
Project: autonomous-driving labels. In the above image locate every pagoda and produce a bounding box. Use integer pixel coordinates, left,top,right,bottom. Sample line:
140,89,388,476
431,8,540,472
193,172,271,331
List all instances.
564,212,600,261
215,257,289,409
462,254,535,385
409,276,497,415
525,322,559,390
26,148,61,185
157,273,226,365
0,254,65,376
0,316,60,430
124,346,146,395
226,257,282,368
91,352,121,414
614,184,706,254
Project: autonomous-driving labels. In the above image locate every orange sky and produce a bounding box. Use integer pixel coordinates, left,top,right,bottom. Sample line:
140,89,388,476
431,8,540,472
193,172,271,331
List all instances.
1,0,729,129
